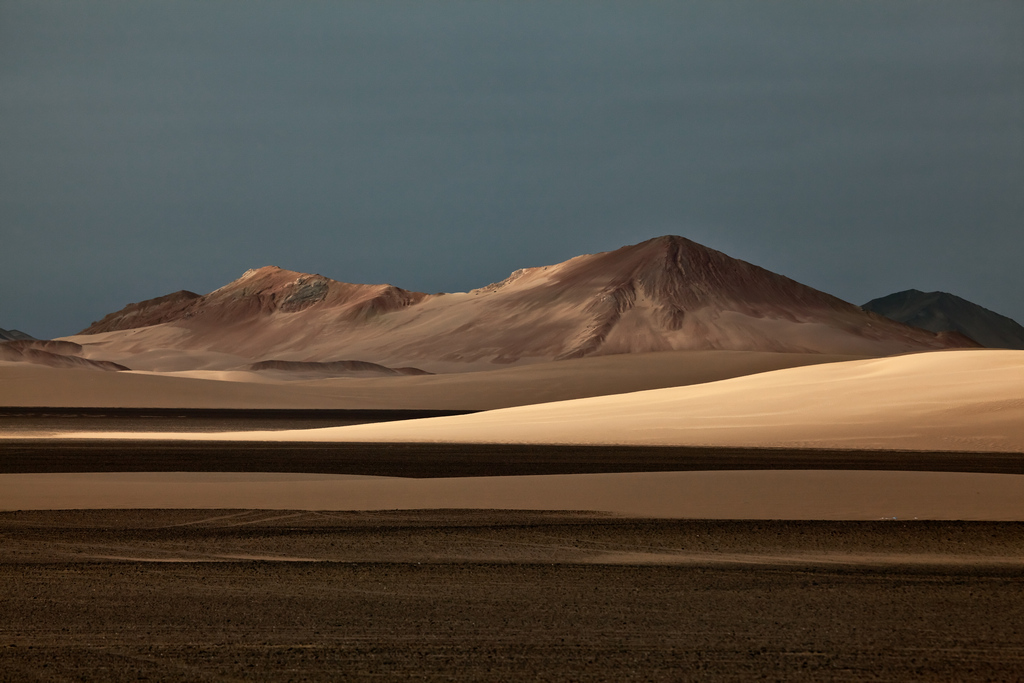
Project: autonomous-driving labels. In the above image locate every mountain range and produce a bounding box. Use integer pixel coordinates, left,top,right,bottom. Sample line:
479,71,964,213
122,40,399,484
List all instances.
863,289,1024,350
66,236,973,373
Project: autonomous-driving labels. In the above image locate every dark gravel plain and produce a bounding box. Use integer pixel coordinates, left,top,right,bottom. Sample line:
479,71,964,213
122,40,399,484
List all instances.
3,409,1023,680
1,510,1023,681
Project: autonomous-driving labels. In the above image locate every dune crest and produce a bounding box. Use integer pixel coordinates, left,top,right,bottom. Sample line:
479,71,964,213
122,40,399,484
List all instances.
167,350,1022,453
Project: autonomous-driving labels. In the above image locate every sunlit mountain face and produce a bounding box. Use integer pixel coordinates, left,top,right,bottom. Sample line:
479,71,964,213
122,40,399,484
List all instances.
68,236,974,374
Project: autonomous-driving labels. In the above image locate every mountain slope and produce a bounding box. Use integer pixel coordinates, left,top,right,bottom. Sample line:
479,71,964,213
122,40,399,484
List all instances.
84,290,201,334
69,236,975,371
863,290,1024,350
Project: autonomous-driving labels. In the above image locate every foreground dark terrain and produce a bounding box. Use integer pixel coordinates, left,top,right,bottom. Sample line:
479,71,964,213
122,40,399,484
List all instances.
1,510,1022,681
5,438,1024,477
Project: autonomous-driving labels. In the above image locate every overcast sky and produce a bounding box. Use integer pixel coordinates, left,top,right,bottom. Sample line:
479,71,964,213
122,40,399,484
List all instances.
2,0,1022,338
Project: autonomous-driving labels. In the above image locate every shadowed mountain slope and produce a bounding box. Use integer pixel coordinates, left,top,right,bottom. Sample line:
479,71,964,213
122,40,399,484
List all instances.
863,290,1024,350
69,236,975,371
83,290,200,335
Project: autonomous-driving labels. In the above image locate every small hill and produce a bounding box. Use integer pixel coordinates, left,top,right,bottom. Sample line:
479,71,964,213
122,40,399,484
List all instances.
862,290,1024,350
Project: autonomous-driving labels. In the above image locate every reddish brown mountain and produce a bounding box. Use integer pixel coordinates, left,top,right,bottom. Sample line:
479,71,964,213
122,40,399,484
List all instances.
81,272,425,334
70,236,975,372
82,290,201,334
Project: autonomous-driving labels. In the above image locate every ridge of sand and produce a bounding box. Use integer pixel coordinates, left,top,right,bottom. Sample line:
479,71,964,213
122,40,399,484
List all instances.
306,349,1024,452
61,349,1023,453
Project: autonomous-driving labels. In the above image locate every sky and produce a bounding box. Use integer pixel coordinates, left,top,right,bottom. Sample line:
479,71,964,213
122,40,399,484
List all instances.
2,0,1022,339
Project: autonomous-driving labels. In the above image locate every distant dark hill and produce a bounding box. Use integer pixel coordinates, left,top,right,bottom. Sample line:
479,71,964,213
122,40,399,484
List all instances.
862,290,1024,350
0,328,35,342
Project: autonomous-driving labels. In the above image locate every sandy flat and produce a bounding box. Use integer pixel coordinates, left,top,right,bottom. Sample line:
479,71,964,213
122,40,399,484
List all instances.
3,469,1024,519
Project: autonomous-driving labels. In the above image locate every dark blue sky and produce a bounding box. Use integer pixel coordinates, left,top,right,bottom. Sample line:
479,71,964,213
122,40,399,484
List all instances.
2,1,1022,338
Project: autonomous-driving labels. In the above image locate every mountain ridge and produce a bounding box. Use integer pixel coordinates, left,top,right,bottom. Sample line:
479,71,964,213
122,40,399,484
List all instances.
67,236,976,371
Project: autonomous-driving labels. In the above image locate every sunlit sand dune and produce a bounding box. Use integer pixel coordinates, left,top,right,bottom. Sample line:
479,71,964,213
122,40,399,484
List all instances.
301,349,1024,452
73,350,1022,453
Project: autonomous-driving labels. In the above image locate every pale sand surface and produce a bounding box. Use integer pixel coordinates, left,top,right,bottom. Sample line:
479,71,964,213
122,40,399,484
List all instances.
55,349,1024,452
0,349,862,410
3,470,1024,519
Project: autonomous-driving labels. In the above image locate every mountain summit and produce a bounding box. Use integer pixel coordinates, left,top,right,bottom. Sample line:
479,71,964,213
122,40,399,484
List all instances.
72,236,975,371
862,289,1024,350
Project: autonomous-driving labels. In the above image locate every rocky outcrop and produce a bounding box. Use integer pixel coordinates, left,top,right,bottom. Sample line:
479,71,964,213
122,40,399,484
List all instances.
82,290,201,334
79,269,429,334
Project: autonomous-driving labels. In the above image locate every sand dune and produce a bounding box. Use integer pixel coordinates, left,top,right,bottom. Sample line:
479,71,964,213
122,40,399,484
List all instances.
304,349,1024,452
79,350,1022,453
0,349,863,410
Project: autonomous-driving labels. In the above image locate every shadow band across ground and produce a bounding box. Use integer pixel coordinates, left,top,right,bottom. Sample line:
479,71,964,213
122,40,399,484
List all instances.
0,407,477,433
2,439,1023,477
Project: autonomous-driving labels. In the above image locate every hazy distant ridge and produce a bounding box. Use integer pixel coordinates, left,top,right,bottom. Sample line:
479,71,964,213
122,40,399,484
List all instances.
0,328,35,342
863,290,1024,350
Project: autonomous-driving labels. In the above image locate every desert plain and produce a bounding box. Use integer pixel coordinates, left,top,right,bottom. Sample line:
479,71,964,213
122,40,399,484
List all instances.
3,347,1024,680
2,237,1023,680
